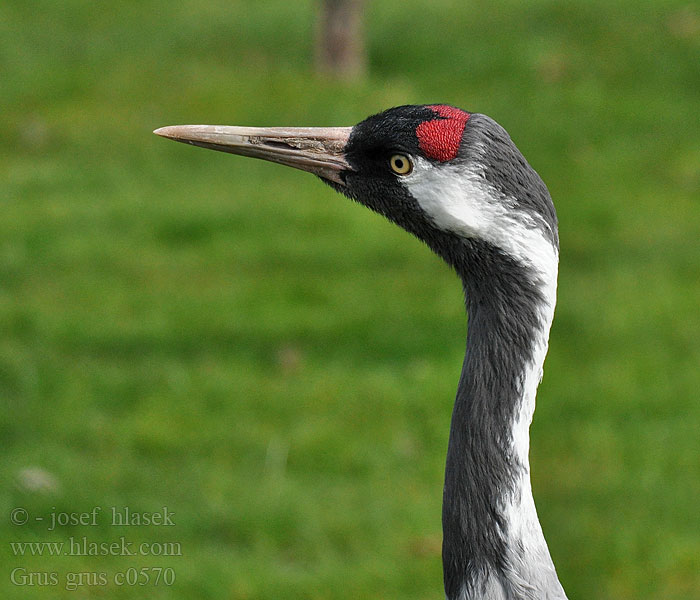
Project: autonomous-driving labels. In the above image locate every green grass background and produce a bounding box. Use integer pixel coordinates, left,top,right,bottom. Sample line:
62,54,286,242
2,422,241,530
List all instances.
1,1,698,598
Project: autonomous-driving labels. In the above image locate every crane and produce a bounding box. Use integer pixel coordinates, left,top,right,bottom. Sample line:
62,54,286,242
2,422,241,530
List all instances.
155,104,568,600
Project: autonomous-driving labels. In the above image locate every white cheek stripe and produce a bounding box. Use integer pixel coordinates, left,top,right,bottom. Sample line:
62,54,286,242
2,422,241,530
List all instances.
405,156,560,466
406,157,565,599
404,157,558,280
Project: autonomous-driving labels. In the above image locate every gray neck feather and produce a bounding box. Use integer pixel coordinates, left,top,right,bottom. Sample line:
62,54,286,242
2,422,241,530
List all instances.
442,240,567,600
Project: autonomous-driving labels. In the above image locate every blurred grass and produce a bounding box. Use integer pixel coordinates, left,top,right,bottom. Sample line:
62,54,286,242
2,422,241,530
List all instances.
1,0,699,598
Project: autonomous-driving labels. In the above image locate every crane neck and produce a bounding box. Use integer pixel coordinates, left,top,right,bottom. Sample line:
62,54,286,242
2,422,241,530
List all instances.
442,240,567,600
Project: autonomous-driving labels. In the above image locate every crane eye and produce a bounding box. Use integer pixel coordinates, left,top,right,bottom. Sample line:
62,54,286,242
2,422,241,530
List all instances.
389,154,413,175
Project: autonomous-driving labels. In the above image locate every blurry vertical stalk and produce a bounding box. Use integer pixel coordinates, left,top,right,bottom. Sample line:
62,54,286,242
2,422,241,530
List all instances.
316,0,366,80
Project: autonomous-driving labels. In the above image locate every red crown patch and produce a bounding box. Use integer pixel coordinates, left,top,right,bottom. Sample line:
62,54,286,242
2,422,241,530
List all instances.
416,105,470,162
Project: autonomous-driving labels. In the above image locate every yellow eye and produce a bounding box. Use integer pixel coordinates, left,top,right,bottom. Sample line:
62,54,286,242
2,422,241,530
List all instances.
389,154,413,175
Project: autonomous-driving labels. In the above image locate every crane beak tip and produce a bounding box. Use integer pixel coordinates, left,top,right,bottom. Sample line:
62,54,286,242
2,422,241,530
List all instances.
153,126,175,139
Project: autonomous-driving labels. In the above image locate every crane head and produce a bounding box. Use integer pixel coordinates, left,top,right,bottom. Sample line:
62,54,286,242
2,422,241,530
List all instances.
154,105,557,276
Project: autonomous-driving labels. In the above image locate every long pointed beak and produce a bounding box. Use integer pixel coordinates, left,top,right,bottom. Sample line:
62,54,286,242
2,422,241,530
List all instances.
153,124,353,185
